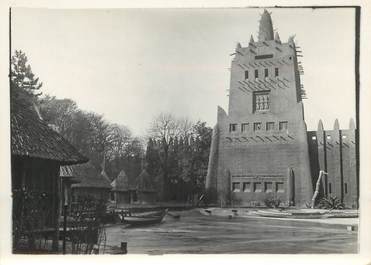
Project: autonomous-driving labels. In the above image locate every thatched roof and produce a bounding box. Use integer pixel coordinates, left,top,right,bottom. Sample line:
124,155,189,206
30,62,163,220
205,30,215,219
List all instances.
111,169,135,192
71,162,111,189
11,97,88,165
136,169,156,192
60,165,74,177
60,165,81,184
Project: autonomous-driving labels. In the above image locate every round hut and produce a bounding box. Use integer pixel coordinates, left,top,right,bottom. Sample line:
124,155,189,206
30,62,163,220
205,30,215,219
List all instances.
71,162,112,203
111,169,136,204
136,169,157,204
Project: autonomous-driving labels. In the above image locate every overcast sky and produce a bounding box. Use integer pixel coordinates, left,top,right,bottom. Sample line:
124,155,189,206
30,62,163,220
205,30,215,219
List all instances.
11,7,356,136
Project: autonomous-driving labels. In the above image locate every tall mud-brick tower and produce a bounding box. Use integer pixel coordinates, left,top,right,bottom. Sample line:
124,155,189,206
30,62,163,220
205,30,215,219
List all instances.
206,10,313,207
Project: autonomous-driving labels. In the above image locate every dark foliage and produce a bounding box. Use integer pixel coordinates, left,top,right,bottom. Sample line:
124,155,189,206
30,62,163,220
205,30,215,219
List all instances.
264,197,281,208
318,196,344,210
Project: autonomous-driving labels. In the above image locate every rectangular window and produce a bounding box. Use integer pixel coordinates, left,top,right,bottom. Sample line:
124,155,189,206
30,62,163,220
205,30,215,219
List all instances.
253,122,262,131
266,122,275,131
264,68,269,78
255,54,274,60
276,182,284,193
275,68,279,77
243,182,251,192
244,70,249,80
241,123,249,132
329,183,332,194
255,69,259,79
232,182,241,192
229,123,237,132
344,183,348,194
279,121,288,131
253,91,270,111
254,182,262,192
265,182,273,193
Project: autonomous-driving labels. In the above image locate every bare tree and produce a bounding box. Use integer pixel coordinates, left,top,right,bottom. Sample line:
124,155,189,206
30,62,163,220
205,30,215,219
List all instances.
105,124,132,160
148,113,194,142
146,113,196,200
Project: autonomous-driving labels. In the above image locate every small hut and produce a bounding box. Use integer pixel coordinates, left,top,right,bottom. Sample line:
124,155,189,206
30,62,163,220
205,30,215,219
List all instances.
110,169,137,204
70,162,112,204
11,97,88,252
136,169,157,204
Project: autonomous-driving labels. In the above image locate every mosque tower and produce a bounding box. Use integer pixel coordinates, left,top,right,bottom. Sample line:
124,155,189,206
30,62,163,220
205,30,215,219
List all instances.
206,10,313,206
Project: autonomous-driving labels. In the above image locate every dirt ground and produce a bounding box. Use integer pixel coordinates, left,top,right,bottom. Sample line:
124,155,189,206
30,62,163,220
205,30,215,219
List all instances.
103,209,358,254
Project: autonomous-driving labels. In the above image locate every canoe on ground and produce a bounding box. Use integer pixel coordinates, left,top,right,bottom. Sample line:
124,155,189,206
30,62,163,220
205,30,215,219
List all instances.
122,209,167,226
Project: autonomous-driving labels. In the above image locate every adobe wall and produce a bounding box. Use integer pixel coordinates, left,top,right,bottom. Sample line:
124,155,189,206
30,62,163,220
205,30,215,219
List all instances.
308,120,358,208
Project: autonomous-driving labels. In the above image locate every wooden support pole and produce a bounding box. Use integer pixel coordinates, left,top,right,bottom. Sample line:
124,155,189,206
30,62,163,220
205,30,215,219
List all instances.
311,171,327,208
265,136,273,142
269,78,277,84
238,87,245,93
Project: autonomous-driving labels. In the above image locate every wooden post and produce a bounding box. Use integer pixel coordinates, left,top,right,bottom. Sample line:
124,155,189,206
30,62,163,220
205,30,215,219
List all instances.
311,171,327,208
62,204,67,254
52,164,60,252
62,182,69,254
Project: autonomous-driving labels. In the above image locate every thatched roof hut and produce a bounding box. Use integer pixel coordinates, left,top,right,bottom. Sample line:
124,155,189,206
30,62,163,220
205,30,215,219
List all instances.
11,96,88,252
136,169,156,192
71,162,111,190
111,169,135,192
135,169,157,204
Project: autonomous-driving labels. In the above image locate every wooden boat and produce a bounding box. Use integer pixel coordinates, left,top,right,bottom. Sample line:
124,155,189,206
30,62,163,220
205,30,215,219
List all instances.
121,209,167,226
255,210,292,218
167,212,181,219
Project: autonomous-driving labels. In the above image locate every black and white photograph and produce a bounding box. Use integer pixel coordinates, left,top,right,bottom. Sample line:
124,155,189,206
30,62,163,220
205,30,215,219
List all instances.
1,1,371,263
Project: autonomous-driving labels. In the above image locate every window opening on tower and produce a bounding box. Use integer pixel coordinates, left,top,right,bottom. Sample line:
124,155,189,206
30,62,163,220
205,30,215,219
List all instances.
253,91,270,112
245,70,249,80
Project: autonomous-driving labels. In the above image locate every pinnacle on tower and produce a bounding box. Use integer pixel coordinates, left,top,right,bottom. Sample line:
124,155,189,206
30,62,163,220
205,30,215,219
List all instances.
334,119,340,130
258,9,274,42
317,119,324,131
249,35,255,44
236,42,242,50
274,32,281,43
288,35,296,44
